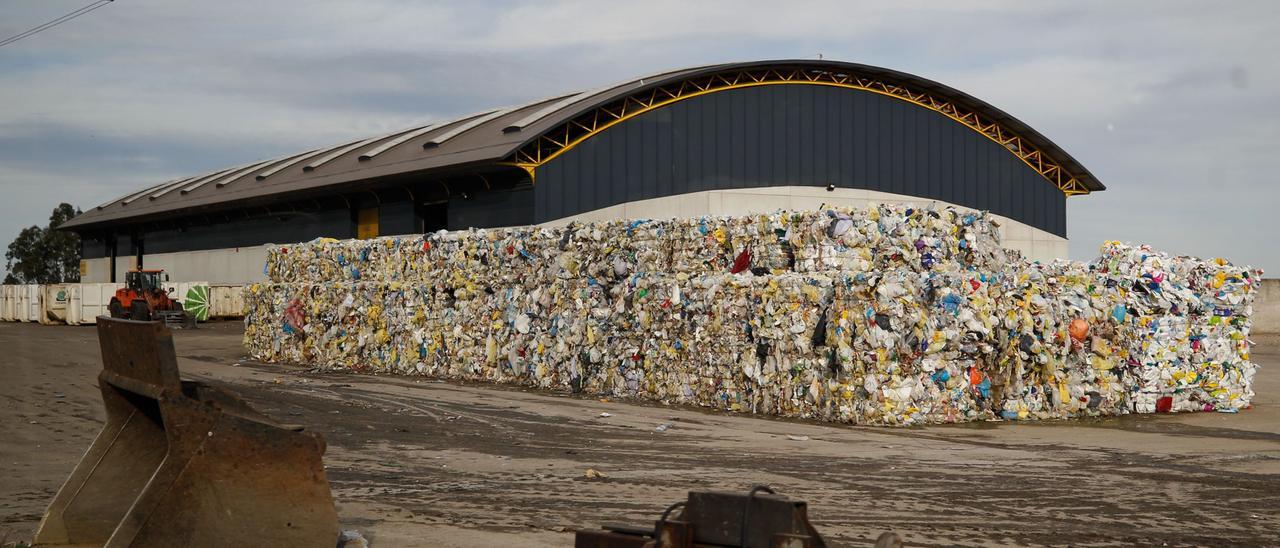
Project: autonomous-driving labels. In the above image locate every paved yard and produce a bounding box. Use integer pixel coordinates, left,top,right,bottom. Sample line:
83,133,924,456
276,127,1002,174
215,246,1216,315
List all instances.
2,322,1278,546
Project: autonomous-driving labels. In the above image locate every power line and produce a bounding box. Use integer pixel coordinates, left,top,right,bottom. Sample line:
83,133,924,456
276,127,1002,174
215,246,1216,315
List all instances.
0,1,113,48
0,0,114,49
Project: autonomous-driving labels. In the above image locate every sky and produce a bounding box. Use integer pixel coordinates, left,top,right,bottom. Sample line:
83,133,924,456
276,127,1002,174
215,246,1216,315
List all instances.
2,1,1277,273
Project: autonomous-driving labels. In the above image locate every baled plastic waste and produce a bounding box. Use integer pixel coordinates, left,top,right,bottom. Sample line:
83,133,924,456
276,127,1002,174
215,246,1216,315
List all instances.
245,205,1262,425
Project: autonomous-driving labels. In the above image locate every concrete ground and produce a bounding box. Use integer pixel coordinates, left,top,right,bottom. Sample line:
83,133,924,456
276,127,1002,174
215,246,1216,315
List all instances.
1,321,1278,547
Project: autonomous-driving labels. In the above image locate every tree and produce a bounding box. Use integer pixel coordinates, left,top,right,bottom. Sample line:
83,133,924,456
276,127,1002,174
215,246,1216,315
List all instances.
4,226,47,283
4,203,82,284
45,203,82,282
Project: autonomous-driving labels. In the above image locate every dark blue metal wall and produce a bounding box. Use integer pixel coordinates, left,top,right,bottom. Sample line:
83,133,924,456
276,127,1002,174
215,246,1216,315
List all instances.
447,187,535,231
534,84,1067,236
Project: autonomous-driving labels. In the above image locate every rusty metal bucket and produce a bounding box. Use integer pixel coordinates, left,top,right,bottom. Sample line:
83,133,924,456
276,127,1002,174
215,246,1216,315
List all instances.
34,317,339,547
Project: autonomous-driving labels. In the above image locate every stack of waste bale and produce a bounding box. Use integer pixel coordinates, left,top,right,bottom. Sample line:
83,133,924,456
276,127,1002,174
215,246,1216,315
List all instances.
552,220,667,283
739,274,834,419
822,265,1005,424
1092,242,1261,414
786,206,1011,275
803,205,1012,425
664,214,793,275
991,260,1130,421
243,204,1262,425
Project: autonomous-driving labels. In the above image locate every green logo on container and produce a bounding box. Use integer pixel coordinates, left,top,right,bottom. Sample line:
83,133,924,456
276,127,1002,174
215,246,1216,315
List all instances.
184,285,210,321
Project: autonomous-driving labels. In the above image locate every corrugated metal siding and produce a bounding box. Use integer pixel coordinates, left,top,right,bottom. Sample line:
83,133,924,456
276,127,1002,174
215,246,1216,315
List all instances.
535,84,1067,236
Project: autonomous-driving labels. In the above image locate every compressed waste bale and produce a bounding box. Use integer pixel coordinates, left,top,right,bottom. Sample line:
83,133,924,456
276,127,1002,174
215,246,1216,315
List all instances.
786,206,1011,276
551,220,667,283
786,209,876,274
824,268,1001,425
605,273,692,400
683,275,758,410
992,260,1131,421
1092,242,1261,413
664,214,792,275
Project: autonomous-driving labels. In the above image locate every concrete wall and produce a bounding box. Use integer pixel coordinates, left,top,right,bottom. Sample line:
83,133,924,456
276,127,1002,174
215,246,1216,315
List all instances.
80,245,271,284
540,186,1069,262
1255,279,1280,334
80,257,112,284
144,246,269,284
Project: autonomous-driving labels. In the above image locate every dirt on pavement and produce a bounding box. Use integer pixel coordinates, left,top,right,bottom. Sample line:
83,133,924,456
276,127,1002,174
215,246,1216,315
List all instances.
2,321,1279,547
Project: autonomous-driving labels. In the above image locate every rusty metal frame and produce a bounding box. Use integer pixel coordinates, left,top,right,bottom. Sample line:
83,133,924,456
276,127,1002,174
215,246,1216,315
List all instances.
509,66,1091,196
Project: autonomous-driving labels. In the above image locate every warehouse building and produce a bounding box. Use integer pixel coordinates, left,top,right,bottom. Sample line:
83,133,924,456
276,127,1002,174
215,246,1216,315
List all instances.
62,59,1104,283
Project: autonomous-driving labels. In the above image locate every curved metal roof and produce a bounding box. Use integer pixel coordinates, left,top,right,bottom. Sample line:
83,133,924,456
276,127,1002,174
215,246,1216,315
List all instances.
63,59,1102,230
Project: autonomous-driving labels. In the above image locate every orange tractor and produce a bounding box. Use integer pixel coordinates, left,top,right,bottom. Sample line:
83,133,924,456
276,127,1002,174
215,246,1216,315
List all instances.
108,269,191,326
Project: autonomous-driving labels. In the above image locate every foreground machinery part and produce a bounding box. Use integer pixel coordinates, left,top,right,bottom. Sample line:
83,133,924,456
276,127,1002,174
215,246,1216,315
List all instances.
575,486,828,548
34,317,338,547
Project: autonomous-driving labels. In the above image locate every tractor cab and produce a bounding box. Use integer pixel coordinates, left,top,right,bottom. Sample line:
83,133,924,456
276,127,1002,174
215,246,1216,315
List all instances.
125,270,167,292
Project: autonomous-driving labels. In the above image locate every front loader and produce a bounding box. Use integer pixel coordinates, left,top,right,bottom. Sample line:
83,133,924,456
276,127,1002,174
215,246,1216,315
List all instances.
108,269,193,328
34,317,338,547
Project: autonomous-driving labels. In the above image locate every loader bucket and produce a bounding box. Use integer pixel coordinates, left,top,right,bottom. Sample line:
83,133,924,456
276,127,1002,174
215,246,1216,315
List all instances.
34,317,339,547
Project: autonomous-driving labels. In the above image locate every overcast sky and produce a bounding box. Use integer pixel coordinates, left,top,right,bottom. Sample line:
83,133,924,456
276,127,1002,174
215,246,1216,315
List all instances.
2,1,1277,272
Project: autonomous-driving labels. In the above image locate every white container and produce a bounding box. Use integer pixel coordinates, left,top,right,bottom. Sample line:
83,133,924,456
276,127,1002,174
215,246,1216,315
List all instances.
41,284,71,325
66,284,83,325
175,281,205,306
1,285,15,321
13,285,26,322
169,281,207,320
16,285,28,322
23,284,42,322
210,284,246,318
75,283,124,324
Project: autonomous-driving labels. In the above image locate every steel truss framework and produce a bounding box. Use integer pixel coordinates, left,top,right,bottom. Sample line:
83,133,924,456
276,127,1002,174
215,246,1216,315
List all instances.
509,66,1091,196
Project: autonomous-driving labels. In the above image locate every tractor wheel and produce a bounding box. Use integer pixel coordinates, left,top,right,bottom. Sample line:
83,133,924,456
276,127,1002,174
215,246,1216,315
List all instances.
130,300,150,321
108,298,125,319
